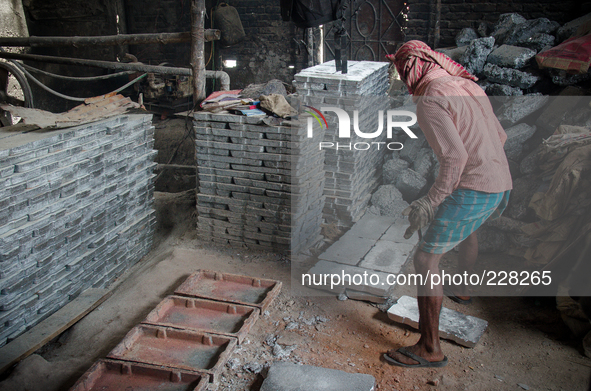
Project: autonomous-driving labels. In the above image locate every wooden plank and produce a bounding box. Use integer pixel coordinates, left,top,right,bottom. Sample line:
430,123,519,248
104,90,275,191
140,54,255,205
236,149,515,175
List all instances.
0,288,112,374
0,123,40,134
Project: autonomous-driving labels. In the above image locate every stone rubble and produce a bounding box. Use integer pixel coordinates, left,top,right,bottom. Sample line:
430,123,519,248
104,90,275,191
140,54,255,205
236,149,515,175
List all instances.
439,12,591,97
437,45,468,63
370,185,409,218
495,94,550,126
503,123,537,160
460,36,495,76
455,27,479,47
518,33,555,53
503,18,560,46
394,168,427,201
382,158,409,184
556,12,591,42
483,64,540,89
486,83,523,96
486,45,537,69
491,13,527,45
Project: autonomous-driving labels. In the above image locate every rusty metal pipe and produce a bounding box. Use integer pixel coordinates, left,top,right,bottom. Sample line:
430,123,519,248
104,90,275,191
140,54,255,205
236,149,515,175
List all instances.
0,31,220,47
207,70,230,91
0,51,192,75
0,52,230,90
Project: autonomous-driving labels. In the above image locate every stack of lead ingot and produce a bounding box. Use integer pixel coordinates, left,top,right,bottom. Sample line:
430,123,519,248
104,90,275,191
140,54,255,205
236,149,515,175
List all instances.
0,114,157,346
194,112,324,255
294,60,391,229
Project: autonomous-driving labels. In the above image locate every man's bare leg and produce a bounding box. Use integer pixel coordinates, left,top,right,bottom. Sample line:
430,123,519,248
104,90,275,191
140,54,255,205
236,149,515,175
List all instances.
386,249,446,365
452,231,478,300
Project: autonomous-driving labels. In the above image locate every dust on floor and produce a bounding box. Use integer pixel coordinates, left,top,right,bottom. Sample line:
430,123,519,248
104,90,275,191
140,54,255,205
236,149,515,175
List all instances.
0,191,590,391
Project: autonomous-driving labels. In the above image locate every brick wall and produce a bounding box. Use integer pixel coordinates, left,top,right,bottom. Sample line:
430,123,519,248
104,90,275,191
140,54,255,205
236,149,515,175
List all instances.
215,0,305,89
405,0,591,48
0,114,157,347
125,0,308,89
22,0,125,112
20,0,305,110
124,0,192,67
22,0,310,104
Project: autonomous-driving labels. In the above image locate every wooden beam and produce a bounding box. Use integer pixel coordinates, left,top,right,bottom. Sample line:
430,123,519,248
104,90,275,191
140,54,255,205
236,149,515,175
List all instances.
0,31,221,47
434,0,441,49
190,0,207,105
0,288,112,375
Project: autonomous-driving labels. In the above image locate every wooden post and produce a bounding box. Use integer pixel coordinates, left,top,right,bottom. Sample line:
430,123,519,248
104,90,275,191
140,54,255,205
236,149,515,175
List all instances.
191,0,206,106
434,0,441,49
307,28,314,67
427,0,435,48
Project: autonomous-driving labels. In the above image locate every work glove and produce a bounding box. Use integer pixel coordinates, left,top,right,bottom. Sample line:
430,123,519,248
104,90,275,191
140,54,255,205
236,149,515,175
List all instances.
402,195,434,239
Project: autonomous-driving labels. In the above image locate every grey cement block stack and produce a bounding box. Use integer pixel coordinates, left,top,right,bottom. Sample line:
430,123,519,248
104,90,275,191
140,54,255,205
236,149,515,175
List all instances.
0,114,157,347
294,60,390,229
193,112,325,255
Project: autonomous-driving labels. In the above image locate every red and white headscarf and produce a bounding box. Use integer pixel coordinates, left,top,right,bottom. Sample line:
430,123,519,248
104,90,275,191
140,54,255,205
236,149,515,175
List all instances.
386,40,477,94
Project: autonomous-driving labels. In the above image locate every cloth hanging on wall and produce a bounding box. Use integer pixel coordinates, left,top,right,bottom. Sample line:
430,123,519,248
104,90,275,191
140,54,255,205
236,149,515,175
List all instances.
281,0,343,28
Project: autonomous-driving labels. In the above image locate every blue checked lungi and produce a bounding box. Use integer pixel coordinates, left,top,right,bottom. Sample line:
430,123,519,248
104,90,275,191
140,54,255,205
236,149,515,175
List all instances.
419,189,511,254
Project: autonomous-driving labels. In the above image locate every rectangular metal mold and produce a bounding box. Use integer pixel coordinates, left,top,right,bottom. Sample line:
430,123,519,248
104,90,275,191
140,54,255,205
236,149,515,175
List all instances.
107,324,236,382
69,359,209,391
142,295,259,344
174,270,282,312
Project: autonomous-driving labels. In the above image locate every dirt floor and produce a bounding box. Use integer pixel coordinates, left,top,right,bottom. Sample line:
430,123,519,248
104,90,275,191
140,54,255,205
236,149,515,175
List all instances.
0,189,590,391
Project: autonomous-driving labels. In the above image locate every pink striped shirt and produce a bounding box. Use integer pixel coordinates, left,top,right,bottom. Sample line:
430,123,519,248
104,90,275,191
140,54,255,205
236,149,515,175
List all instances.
414,68,513,208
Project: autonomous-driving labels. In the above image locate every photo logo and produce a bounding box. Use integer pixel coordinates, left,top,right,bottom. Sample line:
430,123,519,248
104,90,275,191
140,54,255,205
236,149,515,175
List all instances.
306,107,418,139
304,105,328,132
305,106,418,151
